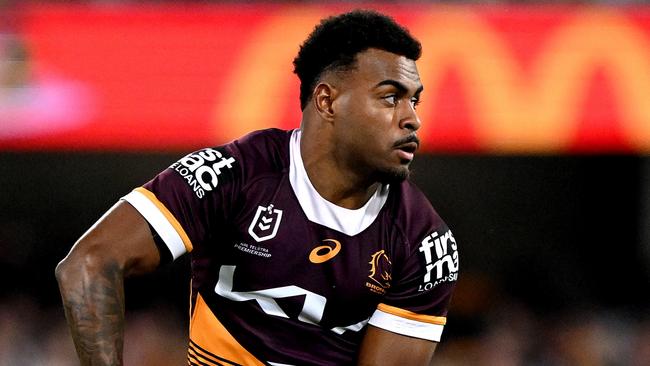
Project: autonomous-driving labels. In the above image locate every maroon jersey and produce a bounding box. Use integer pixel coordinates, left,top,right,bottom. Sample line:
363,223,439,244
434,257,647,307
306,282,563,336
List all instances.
122,129,459,365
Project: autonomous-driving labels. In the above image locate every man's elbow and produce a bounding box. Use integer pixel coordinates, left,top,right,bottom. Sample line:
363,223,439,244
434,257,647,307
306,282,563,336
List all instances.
55,252,82,288
55,241,121,289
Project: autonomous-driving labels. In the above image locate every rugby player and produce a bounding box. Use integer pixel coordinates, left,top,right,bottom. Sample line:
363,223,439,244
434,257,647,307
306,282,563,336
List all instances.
56,9,459,365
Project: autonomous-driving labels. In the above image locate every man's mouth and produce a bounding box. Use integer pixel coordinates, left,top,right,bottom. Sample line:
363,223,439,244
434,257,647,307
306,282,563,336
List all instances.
393,136,420,162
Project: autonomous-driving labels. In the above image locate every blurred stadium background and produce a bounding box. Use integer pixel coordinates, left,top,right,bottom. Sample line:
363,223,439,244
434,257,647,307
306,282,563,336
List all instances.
1,0,649,365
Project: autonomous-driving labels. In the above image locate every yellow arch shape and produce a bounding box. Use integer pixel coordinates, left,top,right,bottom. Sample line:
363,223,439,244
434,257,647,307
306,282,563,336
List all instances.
216,7,650,152
413,8,650,152
546,10,650,151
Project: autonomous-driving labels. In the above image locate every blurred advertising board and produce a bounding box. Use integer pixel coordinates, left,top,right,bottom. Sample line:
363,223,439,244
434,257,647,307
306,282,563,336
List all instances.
1,4,650,153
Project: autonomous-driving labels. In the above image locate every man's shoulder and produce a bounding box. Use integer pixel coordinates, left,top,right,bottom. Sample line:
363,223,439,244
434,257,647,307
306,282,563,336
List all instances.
231,128,291,156
393,179,436,211
227,128,293,179
235,128,292,146
388,179,446,237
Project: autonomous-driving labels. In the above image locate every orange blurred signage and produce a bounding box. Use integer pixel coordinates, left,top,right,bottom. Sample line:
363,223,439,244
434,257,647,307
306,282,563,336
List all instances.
1,4,650,153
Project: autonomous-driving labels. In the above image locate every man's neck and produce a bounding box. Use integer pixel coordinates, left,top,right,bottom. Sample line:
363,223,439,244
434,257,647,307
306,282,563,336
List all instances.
300,131,379,210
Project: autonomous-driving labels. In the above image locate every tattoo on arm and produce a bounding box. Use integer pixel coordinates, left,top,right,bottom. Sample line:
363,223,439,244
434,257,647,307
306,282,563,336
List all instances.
60,261,125,366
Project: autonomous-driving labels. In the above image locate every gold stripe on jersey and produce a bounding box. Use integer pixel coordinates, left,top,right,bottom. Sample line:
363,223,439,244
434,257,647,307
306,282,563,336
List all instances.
377,303,447,325
134,187,193,252
189,293,264,366
188,340,237,366
188,350,223,366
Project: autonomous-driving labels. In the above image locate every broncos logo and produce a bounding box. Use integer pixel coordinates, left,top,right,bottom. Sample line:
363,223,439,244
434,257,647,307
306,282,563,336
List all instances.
367,250,392,289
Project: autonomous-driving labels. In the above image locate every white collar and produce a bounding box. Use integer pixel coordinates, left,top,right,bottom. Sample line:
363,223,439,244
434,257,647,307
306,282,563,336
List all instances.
289,129,389,236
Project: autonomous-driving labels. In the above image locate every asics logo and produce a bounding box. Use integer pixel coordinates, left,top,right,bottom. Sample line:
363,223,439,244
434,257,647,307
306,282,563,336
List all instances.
309,239,341,264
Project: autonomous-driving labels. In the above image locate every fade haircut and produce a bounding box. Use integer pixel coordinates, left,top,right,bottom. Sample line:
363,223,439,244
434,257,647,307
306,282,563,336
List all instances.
293,9,422,110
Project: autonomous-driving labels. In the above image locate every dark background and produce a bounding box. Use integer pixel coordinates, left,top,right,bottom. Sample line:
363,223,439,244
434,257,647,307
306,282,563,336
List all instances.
1,152,649,364
2,152,648,312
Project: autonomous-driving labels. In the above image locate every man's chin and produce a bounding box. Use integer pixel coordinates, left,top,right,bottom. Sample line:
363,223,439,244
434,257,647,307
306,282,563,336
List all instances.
376,166,410,184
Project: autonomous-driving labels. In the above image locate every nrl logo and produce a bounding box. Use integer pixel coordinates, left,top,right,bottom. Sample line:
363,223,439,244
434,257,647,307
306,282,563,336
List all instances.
248,204,283,242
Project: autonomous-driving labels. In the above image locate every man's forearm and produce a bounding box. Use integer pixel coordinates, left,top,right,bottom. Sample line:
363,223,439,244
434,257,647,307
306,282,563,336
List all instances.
56,259,126,366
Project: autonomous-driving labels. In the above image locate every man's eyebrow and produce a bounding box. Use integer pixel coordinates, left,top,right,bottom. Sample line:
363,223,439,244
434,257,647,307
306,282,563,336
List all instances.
375,79,424,95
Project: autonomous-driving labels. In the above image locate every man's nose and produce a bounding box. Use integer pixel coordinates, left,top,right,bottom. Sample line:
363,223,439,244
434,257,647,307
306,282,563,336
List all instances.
399,101,421,131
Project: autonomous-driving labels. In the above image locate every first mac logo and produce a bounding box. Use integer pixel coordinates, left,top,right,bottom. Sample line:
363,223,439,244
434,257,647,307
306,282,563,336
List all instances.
418,230,459,291
249,204,283,242
170,148,236,199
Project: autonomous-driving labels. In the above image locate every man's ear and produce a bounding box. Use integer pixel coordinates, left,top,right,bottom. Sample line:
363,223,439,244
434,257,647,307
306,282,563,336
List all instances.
312,82,337,121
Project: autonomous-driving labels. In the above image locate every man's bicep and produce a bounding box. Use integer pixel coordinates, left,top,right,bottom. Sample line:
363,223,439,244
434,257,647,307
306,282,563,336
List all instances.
357,325,437,366
67,200,162,276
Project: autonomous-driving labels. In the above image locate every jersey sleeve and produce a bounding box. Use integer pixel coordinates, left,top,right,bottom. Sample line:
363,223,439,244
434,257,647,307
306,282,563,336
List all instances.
121,145,241,260
368,194,459,342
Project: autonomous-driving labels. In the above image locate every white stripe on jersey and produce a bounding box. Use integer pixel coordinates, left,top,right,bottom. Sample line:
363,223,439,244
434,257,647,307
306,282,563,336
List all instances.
368,308,444,342
330,318,369,335
122,190,187,260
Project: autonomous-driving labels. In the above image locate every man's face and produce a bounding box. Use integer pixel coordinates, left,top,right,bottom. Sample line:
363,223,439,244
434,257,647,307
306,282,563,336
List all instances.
331,48,423,183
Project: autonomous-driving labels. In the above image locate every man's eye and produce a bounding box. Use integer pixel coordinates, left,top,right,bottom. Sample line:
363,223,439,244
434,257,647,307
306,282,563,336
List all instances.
411,98,421,109
383,95,397,105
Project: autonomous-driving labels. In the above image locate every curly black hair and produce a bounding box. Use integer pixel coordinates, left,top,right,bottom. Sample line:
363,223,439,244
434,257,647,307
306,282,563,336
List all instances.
293,9,422,110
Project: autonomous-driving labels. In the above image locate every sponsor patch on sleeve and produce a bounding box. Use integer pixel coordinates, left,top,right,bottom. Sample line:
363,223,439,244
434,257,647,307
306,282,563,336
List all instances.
417,230,459,292
169,147,237,199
